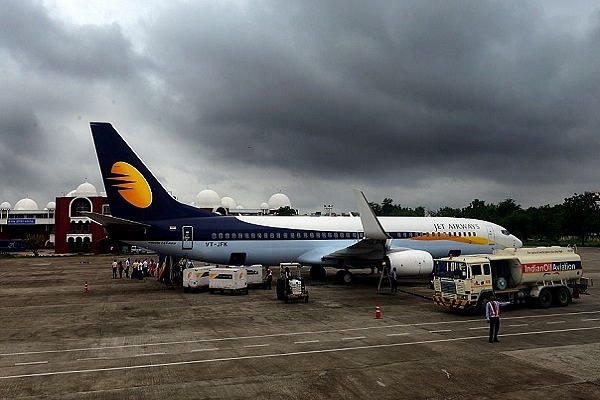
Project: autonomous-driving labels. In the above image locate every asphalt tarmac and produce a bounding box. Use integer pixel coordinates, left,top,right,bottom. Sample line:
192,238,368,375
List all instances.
0,248,598,399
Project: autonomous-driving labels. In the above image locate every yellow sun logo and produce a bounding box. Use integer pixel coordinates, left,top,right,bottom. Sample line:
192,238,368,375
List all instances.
108,162,152,208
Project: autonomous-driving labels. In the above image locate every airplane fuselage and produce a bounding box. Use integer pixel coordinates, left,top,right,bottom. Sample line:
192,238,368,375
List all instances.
120,214,520,266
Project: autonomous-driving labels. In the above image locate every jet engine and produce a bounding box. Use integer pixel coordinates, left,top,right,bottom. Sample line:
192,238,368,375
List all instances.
384,250,434,277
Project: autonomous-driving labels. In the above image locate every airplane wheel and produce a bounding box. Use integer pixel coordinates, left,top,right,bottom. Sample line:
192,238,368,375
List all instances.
341,271,352,284
310,266,326,280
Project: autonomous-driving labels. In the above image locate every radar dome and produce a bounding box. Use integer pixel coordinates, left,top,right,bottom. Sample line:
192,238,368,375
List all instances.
268,193,291,210
196,189,221,208
15,198,39,211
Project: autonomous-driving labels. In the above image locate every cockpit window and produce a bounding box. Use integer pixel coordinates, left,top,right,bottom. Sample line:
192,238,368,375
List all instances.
501,229,510,236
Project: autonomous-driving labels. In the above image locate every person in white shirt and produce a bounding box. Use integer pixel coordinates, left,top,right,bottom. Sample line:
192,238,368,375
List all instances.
486,294,510,343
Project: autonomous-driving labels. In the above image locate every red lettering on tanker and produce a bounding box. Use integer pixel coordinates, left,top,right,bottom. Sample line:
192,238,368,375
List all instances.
522,261,582,273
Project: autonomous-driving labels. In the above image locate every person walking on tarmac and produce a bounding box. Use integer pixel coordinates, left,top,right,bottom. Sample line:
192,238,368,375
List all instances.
111,259,118,279
486,294,510,343
264,267,273,290
390,267,398,292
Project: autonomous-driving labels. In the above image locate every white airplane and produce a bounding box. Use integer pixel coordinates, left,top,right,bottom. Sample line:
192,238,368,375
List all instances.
87,122,522,283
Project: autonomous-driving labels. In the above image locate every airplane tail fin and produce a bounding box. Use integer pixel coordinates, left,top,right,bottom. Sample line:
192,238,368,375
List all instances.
90,122,215,221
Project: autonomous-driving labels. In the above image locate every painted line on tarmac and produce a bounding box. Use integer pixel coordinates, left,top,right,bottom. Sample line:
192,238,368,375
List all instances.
13,361,48,366
507,324,528,327
341,336,366,341
243,344,270,348
294,340,319,344
2,326,597,380
2,310,598,358
134,353,165,357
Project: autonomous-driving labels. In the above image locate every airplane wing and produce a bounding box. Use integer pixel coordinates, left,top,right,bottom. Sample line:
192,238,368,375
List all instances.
352,188,391,241
298,190,393,265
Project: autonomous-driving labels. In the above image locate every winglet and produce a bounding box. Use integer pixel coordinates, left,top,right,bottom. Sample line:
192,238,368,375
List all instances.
353,189,391,240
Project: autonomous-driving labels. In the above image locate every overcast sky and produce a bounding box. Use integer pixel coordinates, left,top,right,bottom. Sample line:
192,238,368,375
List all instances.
1,0,599,214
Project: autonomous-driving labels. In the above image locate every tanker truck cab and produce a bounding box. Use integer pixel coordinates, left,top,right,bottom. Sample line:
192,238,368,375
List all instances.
433,247,592,313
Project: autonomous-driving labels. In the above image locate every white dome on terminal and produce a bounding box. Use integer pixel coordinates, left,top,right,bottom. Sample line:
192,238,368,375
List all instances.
221,196,237,209
15,198,39,211
0,201,11,210
268,193,291,209
196,189,221,208
46,201,56,210
72,182,98,197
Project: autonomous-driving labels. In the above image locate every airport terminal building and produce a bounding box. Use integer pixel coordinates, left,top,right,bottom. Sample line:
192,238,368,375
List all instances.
1,182,295,254
0,182,110,254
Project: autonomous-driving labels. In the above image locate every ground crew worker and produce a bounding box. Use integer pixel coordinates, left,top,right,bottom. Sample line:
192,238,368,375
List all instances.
111,259,117,279
390,267,398,292
486,294,510,343
264,267,273,290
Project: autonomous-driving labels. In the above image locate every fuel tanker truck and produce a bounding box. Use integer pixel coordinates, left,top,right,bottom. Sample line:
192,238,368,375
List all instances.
432,246,592,312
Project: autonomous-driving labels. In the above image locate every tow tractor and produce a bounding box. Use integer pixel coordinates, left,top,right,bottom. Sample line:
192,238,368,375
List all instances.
276,263,309,303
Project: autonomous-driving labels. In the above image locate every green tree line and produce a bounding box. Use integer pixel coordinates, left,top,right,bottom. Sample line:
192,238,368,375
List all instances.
369,192,600,246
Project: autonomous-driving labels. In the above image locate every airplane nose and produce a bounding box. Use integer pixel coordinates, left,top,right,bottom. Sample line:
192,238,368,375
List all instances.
513,236,523,248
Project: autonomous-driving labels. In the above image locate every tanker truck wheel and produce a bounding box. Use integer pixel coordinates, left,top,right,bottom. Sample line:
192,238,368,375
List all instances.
538,288,553,309
554,287,571,307
477,295,491,315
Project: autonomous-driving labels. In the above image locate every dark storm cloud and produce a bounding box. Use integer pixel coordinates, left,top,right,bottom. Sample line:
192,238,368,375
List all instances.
1,0,599,212
143,0,600,195
0,0,136,80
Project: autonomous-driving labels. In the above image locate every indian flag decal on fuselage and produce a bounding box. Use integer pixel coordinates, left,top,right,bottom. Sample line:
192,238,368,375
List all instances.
108,161,153,208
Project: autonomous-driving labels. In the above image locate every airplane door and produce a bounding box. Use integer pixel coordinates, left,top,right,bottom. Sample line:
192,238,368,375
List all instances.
486,226,494,245
182,226,193,250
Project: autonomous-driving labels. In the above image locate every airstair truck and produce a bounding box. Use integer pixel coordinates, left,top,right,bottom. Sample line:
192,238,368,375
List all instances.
433,247,592,312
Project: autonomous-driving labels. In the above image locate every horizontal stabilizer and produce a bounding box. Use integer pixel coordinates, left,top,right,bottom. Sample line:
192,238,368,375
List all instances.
83,212,150,229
